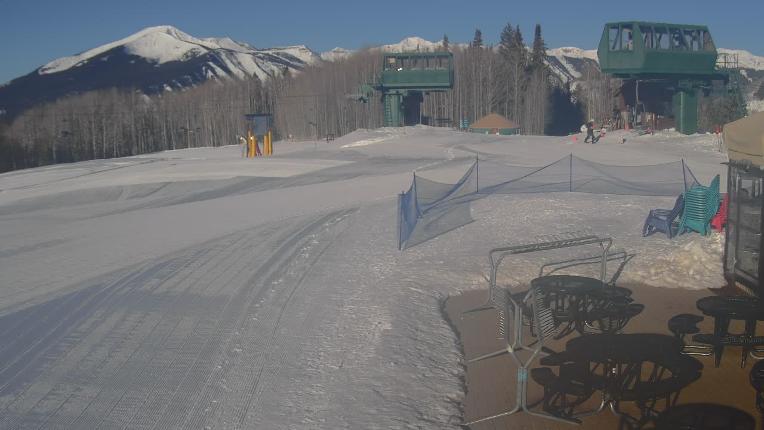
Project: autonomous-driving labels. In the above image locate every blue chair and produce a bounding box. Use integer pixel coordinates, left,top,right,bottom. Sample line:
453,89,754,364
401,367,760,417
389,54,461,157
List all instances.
642,195,684,238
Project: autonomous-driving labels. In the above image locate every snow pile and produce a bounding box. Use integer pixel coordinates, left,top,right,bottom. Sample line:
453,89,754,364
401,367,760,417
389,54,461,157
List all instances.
749,99,764,113
637,234,725,289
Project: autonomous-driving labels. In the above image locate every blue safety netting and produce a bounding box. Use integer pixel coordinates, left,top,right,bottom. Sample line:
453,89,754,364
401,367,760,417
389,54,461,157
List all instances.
398,154,698,250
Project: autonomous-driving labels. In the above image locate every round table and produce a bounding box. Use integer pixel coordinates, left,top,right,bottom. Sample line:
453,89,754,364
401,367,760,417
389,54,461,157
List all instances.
536,334,702,426
750,360,764,412
696,295,764,367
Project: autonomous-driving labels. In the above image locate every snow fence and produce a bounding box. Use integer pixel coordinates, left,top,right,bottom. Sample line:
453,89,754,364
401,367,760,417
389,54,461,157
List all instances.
397,154,698,249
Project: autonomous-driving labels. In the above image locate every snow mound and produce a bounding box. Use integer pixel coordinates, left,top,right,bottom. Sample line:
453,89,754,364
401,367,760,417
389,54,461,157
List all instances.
749,99,764,113
635,234,725,289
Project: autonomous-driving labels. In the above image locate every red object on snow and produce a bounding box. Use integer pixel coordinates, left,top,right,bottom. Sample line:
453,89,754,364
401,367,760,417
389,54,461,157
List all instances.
710,193,729,232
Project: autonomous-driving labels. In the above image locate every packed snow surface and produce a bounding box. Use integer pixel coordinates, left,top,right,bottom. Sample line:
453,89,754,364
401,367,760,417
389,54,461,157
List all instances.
0,126,728,428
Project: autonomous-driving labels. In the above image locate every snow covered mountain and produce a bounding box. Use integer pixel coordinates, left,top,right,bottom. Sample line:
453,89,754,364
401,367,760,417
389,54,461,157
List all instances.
0,26,320,117
3,29,763,119
380,36,445,52
320,47,354,62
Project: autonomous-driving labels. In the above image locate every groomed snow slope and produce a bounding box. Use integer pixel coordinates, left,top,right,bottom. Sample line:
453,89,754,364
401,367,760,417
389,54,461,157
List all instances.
0,127,727,428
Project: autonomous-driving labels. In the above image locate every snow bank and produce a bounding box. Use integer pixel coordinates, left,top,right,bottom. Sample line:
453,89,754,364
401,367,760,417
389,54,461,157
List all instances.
635,233,725,289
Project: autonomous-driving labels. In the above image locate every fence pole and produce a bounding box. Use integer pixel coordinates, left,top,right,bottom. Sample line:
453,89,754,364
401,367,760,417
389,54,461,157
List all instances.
412,172,419,216
397,192,403,250
475,155,479,193
569,154,573,192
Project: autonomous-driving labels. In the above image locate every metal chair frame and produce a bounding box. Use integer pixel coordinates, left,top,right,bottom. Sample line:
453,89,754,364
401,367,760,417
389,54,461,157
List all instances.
464,231,613,350
463,232,613,426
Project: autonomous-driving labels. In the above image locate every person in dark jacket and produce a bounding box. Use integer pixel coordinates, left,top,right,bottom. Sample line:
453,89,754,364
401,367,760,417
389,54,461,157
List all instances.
584,120,597,143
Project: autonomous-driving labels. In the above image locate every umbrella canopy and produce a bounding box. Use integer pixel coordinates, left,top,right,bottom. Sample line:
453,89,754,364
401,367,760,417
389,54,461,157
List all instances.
725,112,764,165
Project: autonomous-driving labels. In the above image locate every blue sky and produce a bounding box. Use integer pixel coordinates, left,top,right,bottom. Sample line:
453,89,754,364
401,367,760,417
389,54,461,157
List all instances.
1,0,761,84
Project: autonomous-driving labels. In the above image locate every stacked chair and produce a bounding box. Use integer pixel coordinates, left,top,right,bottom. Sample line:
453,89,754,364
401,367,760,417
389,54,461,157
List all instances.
642,195,684,238
678,175,720,236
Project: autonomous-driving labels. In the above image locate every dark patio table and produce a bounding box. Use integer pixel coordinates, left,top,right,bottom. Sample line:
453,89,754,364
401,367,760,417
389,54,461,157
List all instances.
695,295,764,367
534,334,702,428
529,275,638,337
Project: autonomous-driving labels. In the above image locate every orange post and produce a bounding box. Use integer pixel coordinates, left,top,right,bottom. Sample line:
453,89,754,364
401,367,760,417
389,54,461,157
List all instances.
247,132,255,158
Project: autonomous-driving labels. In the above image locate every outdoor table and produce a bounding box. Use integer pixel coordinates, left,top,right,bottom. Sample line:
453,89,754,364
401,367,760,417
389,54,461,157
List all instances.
534,334,702,427
750,359,764,413
529,275,636,337
654,403,754,430
695,295,764,367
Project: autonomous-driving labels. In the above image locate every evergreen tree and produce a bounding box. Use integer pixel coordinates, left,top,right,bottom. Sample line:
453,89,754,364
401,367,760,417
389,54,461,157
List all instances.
531,23,547,68
472,29,483,48
756,81,764,100
498,23,514,61
442,34,450,51
512,25,526,65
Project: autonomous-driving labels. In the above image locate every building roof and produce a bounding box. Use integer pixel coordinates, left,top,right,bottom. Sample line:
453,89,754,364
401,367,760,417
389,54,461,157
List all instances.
470,113,519,129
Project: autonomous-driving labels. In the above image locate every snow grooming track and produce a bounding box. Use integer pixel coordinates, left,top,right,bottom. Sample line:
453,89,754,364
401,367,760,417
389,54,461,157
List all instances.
0,230,250,429
186,208,358,430
0,209,356,429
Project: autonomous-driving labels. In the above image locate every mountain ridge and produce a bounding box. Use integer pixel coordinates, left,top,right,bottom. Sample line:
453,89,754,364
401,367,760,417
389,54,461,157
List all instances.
2,28,763,118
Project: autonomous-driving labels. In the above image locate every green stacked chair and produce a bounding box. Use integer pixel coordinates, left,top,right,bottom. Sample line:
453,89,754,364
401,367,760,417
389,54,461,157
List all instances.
678,175,720,236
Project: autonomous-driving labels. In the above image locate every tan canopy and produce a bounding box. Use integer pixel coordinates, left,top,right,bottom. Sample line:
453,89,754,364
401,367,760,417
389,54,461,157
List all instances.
470,113,519,130
725,111,764,165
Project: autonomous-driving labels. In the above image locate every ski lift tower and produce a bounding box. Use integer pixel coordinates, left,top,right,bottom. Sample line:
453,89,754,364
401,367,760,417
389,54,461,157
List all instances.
357,51,454,127
598,21,745,134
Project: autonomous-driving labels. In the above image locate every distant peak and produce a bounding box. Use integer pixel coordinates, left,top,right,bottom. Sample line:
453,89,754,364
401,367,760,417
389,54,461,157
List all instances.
546,47,598,60
381,36,442,52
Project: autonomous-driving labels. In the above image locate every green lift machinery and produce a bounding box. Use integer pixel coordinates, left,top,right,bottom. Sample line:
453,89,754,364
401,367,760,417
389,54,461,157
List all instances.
357,52,454,127
598,21,746,134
